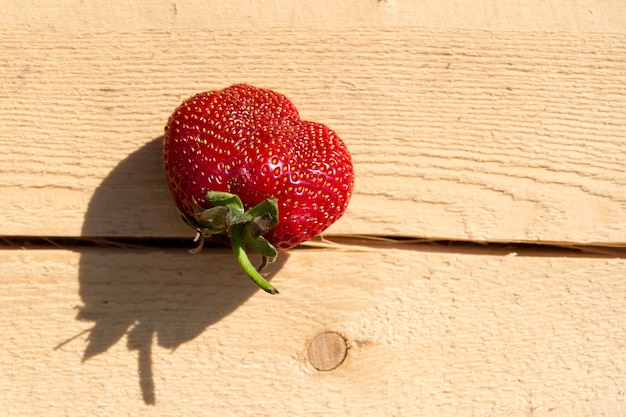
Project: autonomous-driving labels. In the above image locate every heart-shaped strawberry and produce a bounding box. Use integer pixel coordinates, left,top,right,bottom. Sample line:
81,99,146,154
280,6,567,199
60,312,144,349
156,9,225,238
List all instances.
163,84,354,294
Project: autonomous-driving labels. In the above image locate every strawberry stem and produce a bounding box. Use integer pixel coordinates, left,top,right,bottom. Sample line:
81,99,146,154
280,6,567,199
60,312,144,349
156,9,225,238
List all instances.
230,223,279,295
185,192,281,294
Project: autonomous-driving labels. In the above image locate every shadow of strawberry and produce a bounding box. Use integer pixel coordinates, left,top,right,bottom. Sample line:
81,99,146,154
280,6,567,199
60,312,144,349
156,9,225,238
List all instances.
77,137,284,404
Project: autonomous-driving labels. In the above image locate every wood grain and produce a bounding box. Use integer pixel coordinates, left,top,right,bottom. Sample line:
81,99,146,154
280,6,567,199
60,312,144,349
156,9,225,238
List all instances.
2,2,626,415
2,0,625,33
1,247,625,416
1,28,624,244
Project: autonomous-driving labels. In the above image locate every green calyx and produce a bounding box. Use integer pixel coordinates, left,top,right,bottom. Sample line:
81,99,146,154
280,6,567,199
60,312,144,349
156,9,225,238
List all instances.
187,191,280,295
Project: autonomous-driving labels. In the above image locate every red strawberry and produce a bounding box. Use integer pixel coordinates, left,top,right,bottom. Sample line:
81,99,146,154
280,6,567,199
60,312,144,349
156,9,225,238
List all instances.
163,84,354,294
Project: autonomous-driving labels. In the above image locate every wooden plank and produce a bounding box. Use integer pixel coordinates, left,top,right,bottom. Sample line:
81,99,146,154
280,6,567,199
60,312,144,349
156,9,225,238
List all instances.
1,246,625,415
2,0,625,33
1,28,625,244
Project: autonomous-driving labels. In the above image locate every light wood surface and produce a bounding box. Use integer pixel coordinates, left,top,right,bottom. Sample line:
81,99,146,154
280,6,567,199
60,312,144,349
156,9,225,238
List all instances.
2,248,626,416
1,1,625,416
1,27,625,243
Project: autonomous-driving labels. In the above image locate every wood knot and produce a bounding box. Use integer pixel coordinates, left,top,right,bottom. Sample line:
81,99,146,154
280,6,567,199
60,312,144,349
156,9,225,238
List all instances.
308,331,348,371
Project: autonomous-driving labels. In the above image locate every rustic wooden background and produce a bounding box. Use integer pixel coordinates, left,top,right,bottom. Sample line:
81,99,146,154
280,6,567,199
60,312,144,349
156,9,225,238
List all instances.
1,1,625,415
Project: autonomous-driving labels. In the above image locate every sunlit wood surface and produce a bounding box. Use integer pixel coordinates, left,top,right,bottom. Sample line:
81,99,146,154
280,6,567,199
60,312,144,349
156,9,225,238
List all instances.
1,1,625,415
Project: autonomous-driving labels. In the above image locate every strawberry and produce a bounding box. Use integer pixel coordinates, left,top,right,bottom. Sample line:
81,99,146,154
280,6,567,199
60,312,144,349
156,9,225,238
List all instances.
163,84,354,294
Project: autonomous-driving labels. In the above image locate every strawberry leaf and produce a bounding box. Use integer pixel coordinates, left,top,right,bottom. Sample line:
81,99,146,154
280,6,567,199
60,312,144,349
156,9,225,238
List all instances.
245,198,279,225
204,191,244,209
243,224,278,260
196,206,228,234
205,191,245,225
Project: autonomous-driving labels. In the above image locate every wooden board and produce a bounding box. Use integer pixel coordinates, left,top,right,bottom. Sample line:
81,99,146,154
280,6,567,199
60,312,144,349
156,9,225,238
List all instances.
1,27,624,244
2,0,626,33
2,247,625,416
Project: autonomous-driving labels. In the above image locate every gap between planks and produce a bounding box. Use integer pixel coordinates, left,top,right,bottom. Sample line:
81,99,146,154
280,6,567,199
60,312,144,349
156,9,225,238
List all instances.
1,235,625,259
